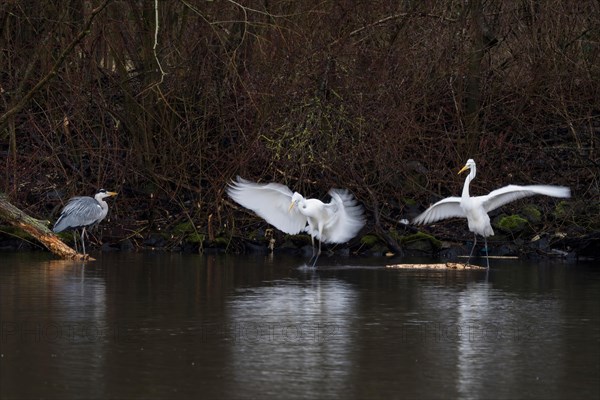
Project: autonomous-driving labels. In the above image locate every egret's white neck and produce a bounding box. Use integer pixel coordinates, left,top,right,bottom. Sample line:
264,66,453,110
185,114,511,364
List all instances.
461,166,476,199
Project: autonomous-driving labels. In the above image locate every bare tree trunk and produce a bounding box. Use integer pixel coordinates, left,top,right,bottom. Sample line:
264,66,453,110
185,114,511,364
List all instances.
0,193,92,261
0,0,112,130
465,0,498,154
464,0,484,155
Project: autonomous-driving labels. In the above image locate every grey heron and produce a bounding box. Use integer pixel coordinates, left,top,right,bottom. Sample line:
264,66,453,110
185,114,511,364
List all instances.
53,189,118,255
413,159,570,268
226,177,365,267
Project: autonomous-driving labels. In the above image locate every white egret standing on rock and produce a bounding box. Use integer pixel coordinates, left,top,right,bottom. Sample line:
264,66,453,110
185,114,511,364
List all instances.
413,159,570,268
226,177,365,267
53,189,118,255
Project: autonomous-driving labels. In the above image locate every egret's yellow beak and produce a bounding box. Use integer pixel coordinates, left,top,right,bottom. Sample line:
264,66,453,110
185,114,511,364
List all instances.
288,202,295,212
458,165,470,175
107,191,118,197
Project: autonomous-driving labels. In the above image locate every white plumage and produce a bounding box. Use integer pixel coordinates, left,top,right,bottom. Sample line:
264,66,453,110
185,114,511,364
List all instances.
226,177,365,266
413,159,570,267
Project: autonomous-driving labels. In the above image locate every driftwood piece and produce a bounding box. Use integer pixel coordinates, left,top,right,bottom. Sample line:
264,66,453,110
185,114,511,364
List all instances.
0,193,92,261
386,262,486,270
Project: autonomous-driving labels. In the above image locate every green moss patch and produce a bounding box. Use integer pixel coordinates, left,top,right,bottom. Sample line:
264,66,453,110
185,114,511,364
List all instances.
496,214,529,233
521,204,542,224
553,200,572,219
360,234,382,248
402,198,417,207
400,231,442,251
173,222,195,235
186,233,206,244
210,236,230,247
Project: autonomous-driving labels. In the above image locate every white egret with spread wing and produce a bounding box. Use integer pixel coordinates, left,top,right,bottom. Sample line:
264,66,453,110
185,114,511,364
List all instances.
413,159,570,268
53,189,118,255
226,177,365,267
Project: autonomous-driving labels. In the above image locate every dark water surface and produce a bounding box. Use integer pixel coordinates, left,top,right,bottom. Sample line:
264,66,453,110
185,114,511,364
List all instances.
1,252,598,399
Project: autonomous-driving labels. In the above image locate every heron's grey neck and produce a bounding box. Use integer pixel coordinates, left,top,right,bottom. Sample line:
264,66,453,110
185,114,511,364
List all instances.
94,194,109,211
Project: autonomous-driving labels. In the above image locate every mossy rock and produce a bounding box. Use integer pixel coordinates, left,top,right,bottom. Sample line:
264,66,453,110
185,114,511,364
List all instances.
209,236,230,247
279,238,300,249
244,228,275,241
360,234,383,248
247,229,262,241
388,229,402,242
366,243,390,255
286,234,312,246
186,233,206,244
400,232,442,252
553,200,572,219
521,204,542,224
402,198,417,207
144,232,169,247
496,214,529,234
173,222,195,235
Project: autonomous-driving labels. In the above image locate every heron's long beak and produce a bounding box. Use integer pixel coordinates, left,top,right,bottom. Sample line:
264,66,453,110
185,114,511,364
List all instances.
107,191,118,197
458,165,470,175
288,202,295,212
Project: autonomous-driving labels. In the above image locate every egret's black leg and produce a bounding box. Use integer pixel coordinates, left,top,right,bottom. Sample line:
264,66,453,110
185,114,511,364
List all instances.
311,240,322,269
310,230,324,269
310,254,320,269
466,234,477,266
307,235,317,266
484,237,490,269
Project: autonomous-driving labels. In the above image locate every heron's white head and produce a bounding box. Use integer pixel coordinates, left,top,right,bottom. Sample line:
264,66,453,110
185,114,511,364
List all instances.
95,189,118,201
289,192,303,212
458,159,476,175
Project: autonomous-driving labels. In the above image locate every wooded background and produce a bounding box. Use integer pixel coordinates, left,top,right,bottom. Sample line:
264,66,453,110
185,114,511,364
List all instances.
1,0,598,247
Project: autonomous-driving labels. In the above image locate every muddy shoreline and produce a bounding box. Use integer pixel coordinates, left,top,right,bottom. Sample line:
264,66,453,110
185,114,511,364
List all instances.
1,221,597,262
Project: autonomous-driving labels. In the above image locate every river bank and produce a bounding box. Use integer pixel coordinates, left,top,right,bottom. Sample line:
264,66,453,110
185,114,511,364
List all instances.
1,203,597,262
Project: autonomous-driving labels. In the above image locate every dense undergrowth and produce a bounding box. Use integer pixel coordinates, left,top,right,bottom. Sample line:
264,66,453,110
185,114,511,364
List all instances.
0,1,598,256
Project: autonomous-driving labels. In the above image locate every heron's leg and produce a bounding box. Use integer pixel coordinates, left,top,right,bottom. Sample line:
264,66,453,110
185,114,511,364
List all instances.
72,231,79,253
484,236,490,269
81,227,87,255
466,233,477,266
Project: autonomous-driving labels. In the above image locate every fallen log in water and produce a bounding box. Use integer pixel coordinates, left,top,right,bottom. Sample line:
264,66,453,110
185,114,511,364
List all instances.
0,193,92,261
386,262,486,270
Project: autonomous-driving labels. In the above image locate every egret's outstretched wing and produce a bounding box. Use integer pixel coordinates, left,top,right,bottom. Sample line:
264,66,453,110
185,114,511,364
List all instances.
314,189,365,243
226,177,307,234
53,197,105,232
412,196,466,225
481,185,571,213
